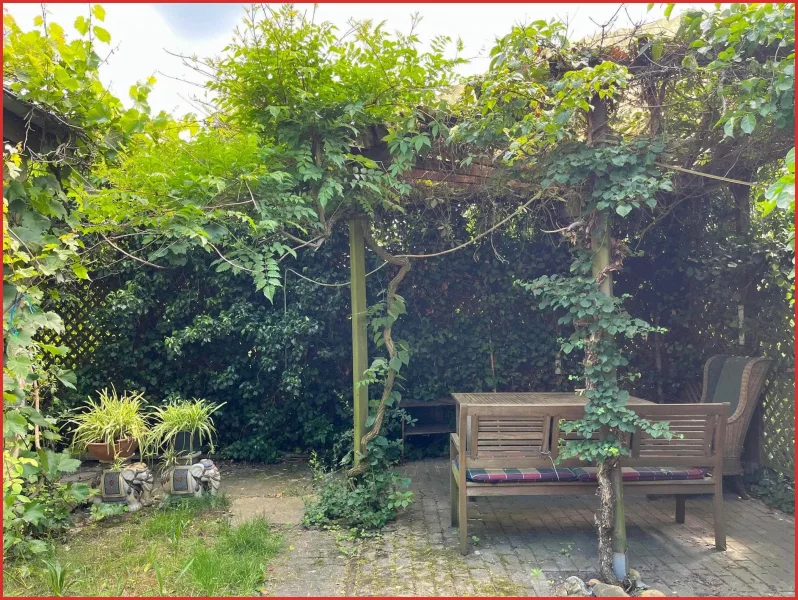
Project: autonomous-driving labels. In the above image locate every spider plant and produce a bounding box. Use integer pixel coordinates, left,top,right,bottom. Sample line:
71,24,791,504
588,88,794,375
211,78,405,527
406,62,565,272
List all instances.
69,387,150,455
149,398,225,456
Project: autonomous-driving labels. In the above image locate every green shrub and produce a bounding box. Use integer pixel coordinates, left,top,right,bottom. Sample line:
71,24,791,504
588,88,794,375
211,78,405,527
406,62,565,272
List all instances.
303,445,413,532
60,225,570,461
3,449,91,558
222,433,281,463
750,469,795,514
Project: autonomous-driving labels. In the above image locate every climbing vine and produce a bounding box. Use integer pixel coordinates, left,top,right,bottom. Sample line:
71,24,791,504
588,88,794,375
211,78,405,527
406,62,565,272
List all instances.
517,142,675,581
456,3,793,583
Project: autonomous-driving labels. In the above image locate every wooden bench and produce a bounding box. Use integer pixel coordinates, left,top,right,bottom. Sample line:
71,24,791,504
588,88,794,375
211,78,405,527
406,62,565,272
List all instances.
450,402,728,555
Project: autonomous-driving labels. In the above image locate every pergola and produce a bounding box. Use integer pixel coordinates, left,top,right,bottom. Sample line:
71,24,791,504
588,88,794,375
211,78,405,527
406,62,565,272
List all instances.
341,95,627,576
346,153,495,461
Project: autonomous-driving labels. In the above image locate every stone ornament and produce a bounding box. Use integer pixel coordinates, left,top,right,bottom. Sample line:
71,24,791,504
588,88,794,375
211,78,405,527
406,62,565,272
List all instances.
162,458,221,500
93,462,154,512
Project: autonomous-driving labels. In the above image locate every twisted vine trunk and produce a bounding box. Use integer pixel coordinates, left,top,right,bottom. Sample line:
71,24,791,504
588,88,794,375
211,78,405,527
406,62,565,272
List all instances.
596,458,619,583
585,330,621,585
346,221,410,479
587,93,626,585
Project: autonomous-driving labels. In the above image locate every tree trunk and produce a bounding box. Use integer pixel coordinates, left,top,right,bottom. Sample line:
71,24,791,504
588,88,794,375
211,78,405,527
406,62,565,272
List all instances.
654,313,664,403
590,212,626,584
610,457,627,580
588,93,626,584
730,181,754,353
596,458,619,583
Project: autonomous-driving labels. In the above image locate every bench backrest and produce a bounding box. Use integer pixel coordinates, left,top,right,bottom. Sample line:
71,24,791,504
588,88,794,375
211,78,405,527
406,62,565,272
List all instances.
457,402,727,471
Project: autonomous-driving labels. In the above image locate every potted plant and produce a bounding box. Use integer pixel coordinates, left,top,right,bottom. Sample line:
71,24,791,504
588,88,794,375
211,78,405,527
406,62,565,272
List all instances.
70,388,150,462
149,398,225,458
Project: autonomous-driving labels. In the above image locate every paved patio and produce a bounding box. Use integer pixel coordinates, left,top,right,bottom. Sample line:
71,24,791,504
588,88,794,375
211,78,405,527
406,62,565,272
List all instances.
227,457,795,596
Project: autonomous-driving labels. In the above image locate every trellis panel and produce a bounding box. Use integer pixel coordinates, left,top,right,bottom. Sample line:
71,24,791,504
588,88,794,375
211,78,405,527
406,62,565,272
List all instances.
759,372,795,476
37,282,116,371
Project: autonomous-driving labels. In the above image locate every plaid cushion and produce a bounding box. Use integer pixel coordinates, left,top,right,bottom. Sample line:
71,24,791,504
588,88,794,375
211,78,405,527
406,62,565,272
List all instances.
571,466,710,482
454,459,710,483
454,458,577,483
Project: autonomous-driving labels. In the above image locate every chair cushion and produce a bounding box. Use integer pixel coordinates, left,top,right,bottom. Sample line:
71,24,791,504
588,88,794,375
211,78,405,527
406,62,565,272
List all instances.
709,356,750,414
453,458,578,482
571,466,710,482
454,459,709,483
704,355,730,402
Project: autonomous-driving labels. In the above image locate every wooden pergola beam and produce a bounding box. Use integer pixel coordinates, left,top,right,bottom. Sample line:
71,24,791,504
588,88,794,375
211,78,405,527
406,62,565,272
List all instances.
349,220,369,464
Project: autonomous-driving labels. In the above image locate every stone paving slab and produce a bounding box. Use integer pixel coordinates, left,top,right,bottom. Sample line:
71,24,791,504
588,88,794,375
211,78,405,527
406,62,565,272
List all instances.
223,458,794,597
230,497,306,526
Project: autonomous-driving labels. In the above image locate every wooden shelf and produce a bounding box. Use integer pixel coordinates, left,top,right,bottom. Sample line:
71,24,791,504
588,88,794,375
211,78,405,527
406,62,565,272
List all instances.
400,397,456,457
399,397,455,408
404,424,455,436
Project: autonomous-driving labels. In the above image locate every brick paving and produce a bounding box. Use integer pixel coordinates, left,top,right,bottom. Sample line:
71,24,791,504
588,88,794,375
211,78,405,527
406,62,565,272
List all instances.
257,458,794,596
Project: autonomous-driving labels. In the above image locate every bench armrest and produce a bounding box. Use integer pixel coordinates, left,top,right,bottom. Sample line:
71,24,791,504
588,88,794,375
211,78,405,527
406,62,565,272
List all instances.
450,432,460,453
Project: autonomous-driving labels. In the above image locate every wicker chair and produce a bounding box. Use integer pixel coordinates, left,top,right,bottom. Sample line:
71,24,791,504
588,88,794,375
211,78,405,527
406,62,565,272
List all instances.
699,355,772,498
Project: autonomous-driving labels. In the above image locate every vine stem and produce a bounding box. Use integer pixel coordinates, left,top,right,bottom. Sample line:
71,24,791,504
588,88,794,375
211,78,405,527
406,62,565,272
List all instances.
346,221,410,478
343,192,543,477
397,191,543,259
33,380,40,450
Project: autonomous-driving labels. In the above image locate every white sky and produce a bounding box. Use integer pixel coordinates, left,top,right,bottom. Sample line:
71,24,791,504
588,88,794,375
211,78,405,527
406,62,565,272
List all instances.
5,3,716,118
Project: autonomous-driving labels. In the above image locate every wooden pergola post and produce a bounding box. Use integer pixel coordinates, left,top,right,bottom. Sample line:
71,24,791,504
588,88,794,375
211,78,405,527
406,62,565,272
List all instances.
349,220,369,465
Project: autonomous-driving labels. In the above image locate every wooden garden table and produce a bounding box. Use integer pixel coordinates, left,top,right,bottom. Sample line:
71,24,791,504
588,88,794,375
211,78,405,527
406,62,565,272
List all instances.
451,391,653,408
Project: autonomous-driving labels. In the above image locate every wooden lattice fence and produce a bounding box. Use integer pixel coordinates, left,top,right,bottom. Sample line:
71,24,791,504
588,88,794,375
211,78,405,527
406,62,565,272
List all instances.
37,281,116,371
758,371,795,476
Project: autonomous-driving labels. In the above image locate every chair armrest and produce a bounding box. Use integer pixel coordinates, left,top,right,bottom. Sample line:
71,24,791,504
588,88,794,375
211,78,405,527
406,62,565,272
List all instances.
450,432,460,452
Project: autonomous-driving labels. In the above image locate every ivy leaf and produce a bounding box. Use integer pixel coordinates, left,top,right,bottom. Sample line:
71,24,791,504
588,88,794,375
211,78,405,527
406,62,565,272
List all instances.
723,118,735,138
4,282,18,313
18,406,51,427
681,54,698,71
69,482,92,502
615,204,633,217
651,40,663,62
27,540,50,554
740,114,756,134
40,449,81,478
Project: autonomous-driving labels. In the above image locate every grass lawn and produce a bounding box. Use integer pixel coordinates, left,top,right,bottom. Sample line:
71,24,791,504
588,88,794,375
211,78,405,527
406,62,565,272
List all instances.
3,495,283,597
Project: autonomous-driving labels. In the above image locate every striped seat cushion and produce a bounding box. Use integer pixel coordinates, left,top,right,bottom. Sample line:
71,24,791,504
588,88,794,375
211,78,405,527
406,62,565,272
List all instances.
454,459,710,483
453,458,578,482
571,467,710,482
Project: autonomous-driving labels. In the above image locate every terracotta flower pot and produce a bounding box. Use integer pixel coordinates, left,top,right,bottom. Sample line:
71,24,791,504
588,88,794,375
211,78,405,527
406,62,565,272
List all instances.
86,438,139,463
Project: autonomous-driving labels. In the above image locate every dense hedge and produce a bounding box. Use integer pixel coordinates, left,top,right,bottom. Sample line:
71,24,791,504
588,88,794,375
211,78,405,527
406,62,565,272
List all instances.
52,196,793,465
56,211,575,461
